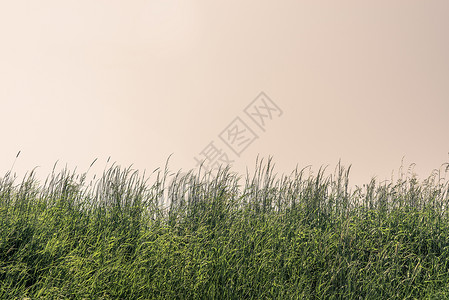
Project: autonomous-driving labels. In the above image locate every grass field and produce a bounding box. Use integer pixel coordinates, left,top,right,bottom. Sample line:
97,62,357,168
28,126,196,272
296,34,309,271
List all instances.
1,157,449,299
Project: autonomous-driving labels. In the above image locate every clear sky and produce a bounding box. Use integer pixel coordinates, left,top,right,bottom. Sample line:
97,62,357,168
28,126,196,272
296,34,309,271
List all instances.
1,1,448,188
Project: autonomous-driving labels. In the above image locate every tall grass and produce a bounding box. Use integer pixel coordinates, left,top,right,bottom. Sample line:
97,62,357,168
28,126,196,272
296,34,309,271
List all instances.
1,156,449,299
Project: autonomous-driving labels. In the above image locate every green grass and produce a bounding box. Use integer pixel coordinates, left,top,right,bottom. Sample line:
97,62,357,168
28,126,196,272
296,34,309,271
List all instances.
1,156,449,299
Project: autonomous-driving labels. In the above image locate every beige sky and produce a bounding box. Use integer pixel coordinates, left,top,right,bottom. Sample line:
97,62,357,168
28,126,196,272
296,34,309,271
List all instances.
1,1,448,188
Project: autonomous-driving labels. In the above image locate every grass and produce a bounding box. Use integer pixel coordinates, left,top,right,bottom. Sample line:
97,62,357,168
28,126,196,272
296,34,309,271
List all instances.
1,156,449,299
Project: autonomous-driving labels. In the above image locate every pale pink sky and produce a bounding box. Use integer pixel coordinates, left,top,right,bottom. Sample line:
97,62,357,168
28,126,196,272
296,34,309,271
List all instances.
1,1,448,188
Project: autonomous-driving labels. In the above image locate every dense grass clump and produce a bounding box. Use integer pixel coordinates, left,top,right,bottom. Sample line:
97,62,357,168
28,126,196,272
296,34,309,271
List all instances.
1,157,449,299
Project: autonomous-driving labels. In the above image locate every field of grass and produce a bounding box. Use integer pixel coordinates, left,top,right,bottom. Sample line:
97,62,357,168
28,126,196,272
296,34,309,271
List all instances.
1,157,449,299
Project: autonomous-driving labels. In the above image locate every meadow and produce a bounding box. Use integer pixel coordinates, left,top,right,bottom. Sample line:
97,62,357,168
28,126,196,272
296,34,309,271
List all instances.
1,157,449,299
